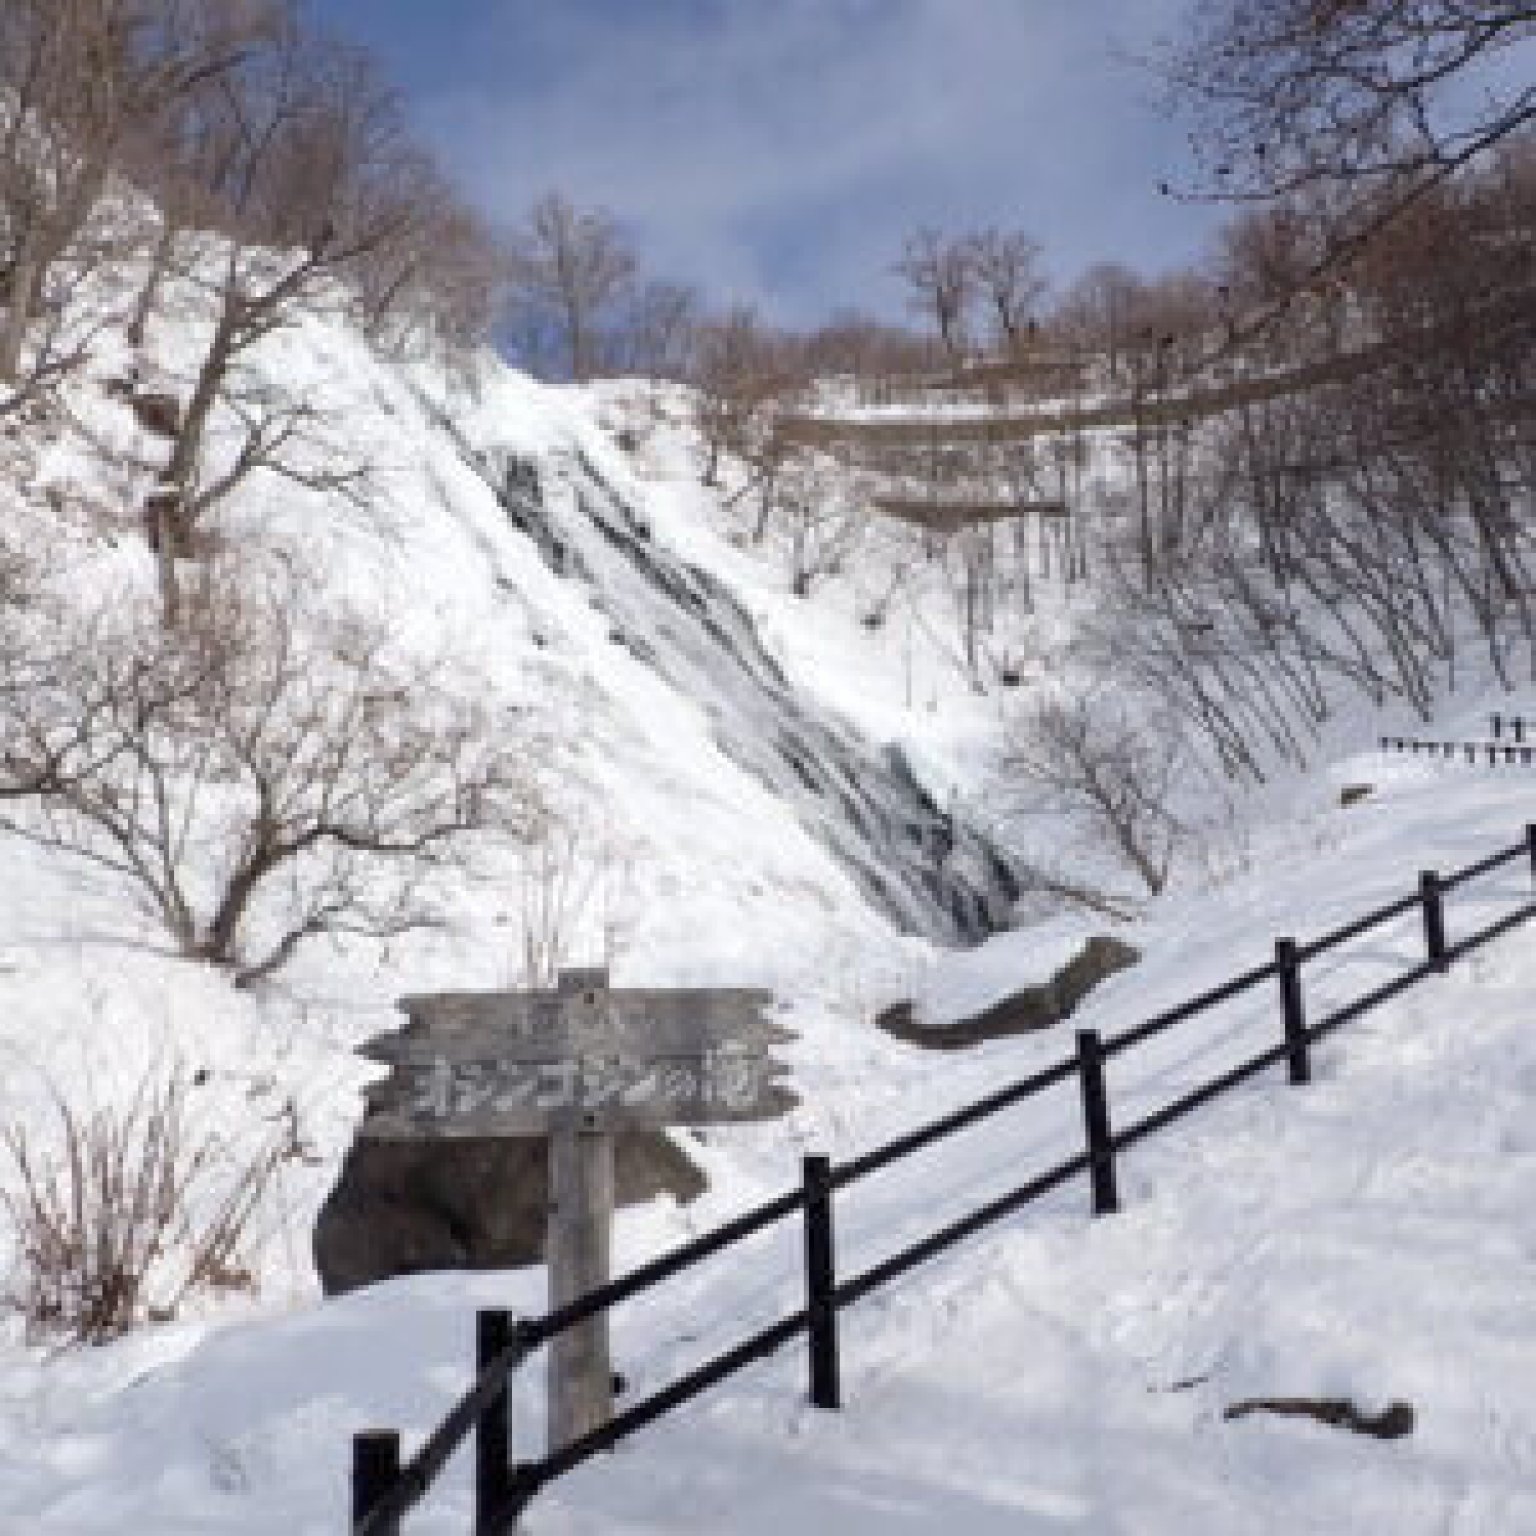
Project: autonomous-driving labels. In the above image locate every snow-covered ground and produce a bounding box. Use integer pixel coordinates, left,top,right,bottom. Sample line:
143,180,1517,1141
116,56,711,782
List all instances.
3,633,1536,1535
3,258,1536,1532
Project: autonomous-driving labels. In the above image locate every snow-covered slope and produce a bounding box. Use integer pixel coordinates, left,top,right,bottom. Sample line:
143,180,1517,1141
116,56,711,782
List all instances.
4,255,1536,1534
4,718,1536,1533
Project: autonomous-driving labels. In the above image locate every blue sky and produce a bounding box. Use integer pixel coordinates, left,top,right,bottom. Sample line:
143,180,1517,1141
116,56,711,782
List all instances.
306,1,1220,325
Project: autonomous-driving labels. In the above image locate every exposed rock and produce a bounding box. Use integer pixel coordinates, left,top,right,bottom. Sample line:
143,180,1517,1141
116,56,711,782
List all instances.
1338,784,1374,807
130,391,181,439
313,1130,706,1296
1224,1396,1414,1440
876,935,1140,1050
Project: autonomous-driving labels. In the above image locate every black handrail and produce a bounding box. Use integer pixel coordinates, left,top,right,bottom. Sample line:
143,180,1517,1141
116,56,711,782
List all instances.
1101,956,1278,1057
352,823,1536,1536
835,1054,1078,1185
1297,890,1421,961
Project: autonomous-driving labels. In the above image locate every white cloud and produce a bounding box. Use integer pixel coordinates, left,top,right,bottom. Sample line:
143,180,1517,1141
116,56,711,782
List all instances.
417,0,1211,320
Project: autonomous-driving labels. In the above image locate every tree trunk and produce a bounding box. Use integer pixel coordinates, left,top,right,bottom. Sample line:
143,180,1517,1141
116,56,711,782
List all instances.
154,304,239,624
128,223,177,349
0,226,43,383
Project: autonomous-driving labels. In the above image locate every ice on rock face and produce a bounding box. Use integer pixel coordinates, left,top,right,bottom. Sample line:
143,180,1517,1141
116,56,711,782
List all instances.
465,439,1023,945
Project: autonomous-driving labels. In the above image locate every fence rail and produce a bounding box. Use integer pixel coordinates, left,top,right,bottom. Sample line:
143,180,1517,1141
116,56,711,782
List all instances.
352,825,1536,1536
1380,734,1536,765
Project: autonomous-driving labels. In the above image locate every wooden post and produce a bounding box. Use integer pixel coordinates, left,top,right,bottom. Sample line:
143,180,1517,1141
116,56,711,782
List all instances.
1493,712,1503,739
1076,1030,1119,1215
475,1310,513,1535
352,1430,401,1536
1276,938,1310,1085
1421,870,1448,973
1526,823,1536,883
802,1154,841,1410
547,1121,615,1452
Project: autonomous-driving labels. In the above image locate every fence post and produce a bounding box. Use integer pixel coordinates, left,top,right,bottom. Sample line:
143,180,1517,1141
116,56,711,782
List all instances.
1421,870,1448,973
1275,938,1310,1086
475,1309,514,1535
1076,1030,1119,1215
352,1430,401,1536
802,1154,841,1410
1526,824,1536,883
1493,712,1503,739
1518,719,1526,746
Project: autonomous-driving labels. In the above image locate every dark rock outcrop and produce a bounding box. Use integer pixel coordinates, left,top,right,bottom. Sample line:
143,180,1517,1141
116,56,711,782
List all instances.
130,391,181,439
1224,1396,1414,1440
313,1130,706,1296
876,935,1140,1050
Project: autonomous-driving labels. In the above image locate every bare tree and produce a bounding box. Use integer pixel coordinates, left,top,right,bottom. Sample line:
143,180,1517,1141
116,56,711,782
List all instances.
502,192,638,381
1006,692,1186,897
1161,0,1536,358
1169,1,1536,206
139,18,434,619
1052,262,1146,386
0,571,544,987
968,227,1048,354
894,227,974,362
765,450,866,597
0,0,263,383
608,278,699,380
690,305,797,488
336,144,504,359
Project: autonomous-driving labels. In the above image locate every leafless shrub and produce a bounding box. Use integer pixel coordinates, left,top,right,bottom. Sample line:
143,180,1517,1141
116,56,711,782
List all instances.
0,567,544,985
510,815,639,989
1006,691,1187,898
1,1068,280,1344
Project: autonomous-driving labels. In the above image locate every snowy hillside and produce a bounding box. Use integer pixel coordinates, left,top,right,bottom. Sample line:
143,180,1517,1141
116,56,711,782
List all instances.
0,247,1534,1535
4,696,1536,1532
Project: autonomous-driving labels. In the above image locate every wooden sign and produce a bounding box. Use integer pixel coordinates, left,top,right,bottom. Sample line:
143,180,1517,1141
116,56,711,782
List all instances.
352,968,796,1457
359,975,795,1140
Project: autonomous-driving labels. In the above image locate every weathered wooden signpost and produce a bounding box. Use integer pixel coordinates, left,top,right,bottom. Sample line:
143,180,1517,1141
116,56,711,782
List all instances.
357,968,794,1450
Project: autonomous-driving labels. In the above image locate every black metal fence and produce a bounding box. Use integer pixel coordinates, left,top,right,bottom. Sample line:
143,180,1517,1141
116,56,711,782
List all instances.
1381,736,1536,765
1380,713,1536,764
351,825,1536,1535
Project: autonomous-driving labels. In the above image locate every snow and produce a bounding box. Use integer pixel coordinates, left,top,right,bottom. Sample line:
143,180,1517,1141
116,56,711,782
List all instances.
5,692,1536,1532
3,241,1536,1532
907,916,1101,1028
